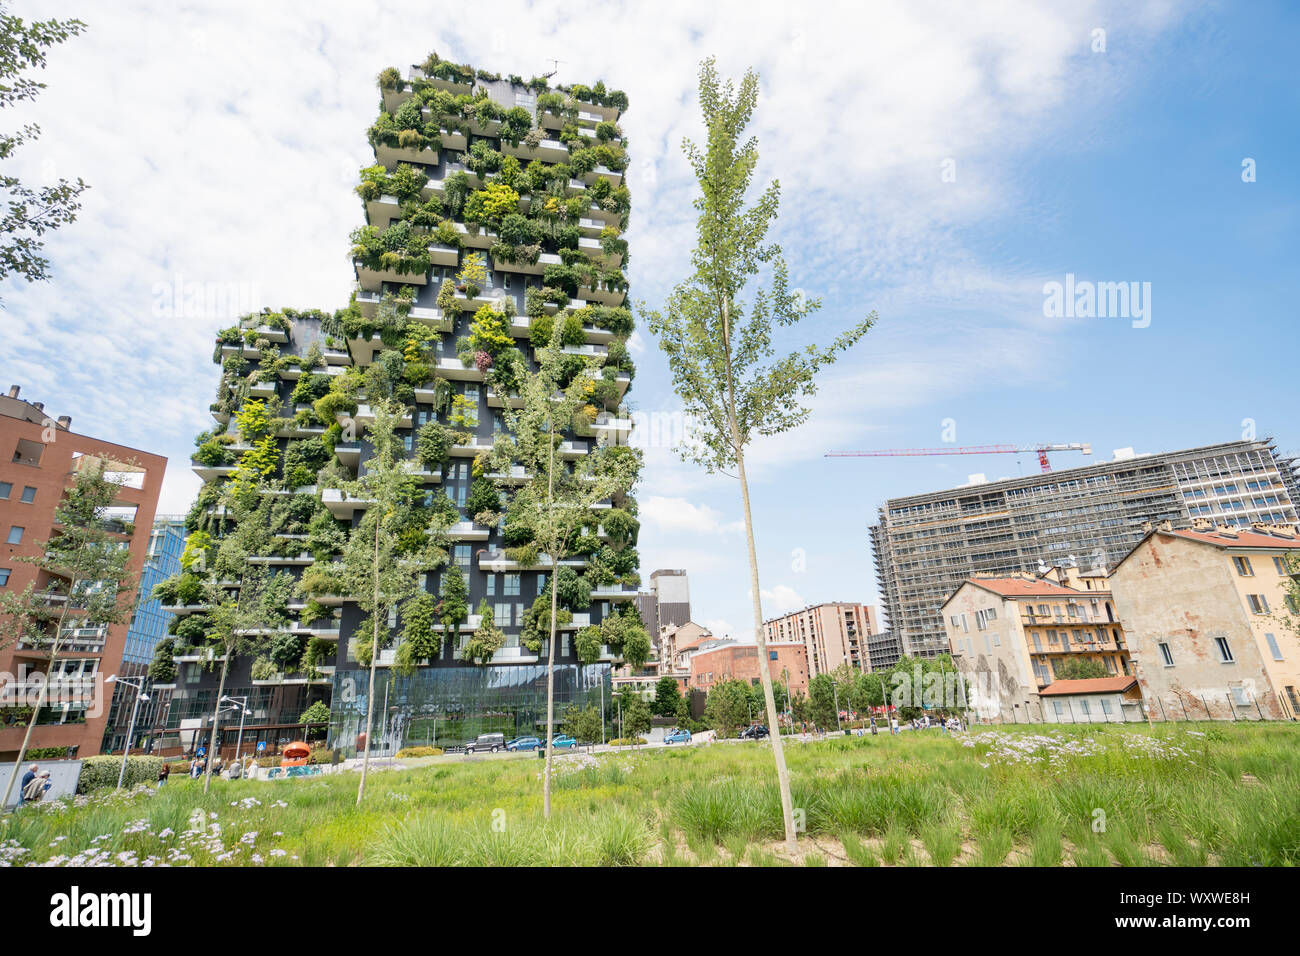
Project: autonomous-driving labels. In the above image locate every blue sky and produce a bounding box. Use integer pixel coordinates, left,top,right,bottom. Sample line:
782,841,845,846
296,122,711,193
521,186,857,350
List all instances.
3,0,1297,641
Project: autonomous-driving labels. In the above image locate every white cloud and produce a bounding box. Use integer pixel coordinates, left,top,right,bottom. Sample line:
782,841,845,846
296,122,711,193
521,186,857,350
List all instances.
639,495,744,536
755,584,806,616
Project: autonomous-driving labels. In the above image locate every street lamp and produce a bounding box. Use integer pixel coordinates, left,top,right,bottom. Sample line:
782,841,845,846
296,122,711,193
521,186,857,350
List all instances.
106,675,150,790
220,695,250,766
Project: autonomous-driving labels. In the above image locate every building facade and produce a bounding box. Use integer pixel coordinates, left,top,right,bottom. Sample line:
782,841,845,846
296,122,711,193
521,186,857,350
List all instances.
688,640,809,697
1108,520,1300,721
762,602,879,675
0,386,165,760
872,439,1300,658
160,56,637,756
101,516,186,754
942,569,1132,722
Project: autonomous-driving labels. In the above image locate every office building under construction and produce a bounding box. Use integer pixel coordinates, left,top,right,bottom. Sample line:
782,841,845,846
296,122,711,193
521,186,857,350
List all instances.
870,439,1300,657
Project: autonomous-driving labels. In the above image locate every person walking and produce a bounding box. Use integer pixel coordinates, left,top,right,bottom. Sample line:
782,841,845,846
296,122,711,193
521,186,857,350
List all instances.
16,764,38,806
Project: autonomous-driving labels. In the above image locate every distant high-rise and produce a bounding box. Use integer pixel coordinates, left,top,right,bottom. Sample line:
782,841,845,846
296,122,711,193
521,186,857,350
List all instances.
871,439,1300,658
102,516,186,754
647,569,691,631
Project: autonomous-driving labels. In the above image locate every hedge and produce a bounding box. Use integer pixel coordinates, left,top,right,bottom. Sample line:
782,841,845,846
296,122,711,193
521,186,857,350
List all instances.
395,746,443,758
78,754,162,793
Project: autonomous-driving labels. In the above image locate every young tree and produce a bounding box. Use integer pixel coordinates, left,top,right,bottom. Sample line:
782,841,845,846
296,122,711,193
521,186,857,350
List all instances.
0,460,137,806
334,399,448,805
482,316,640,818
704,679,752,738
566,703,603,748
1054,657,1110,681
641,58,873,850
808,674,839,732
0,3,88,293
653,675,683,717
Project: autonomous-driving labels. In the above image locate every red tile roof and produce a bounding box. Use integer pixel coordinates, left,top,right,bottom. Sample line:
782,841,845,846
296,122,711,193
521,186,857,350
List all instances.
965,578,1093,598
1039,676,1137,696
1161,528,1300,550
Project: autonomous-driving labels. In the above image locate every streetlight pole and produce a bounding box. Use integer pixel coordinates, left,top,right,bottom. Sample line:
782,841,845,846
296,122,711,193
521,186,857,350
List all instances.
107,675,150,790
221,695,249,766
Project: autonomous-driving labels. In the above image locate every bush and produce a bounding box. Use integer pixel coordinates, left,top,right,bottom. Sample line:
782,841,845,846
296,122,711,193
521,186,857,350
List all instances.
395,746,444,758
606,737,647,747
77,754,162,793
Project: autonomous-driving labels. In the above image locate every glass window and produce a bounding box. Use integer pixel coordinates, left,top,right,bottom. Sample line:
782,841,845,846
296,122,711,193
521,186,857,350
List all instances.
0,482,10,499
0,569,9,586
19,486,35,504
1158,642,1174,666
6,526,23,545
1214,637,1234,663
494,603,511,627
504,573,520,596
1265,633,1283,661
1232,556,1253,576
486,574,496,596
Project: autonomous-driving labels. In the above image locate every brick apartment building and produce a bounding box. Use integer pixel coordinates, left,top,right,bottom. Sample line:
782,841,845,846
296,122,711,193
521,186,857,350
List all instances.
688,640,809,697
0,386,165,760
762,602,880,675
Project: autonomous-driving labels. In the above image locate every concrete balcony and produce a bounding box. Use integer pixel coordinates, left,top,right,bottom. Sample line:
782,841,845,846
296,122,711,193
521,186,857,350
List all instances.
578,236,621,268
557,440,590,459
556,613,592,631
354,258,429,294
332,442,361,470
485,464,531,484
247,380,278,399
533,343,607,363
447,521,491,541
450,435,496,457
435,357,484,382
575,283,626,308
365,194,402,231
501,136,569,164
489,645,540,664
249,324,289,344
574,413,633,443
591,586,636,602
493,251,562,277
477,550,589,572
486,387,525,409
375,142,439,169
353,403,413,429
322,487,374,518
190,461,235,482
450,221,496,250
398,461,442,484
584,204,622,228
247,553,315,566
577,217,607,238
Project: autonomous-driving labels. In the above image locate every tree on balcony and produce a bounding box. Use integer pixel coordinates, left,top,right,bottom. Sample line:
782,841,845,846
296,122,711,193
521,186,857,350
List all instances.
0,459,137,806
640,58,874,852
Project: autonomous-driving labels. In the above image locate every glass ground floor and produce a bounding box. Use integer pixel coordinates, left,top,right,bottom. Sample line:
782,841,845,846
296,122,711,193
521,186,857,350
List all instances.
327,662,612,755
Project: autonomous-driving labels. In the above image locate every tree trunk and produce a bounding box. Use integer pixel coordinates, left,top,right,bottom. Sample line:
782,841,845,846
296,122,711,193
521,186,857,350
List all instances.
543,431,557,819
357,516,382,806
715,289,798,852
203,654,229,795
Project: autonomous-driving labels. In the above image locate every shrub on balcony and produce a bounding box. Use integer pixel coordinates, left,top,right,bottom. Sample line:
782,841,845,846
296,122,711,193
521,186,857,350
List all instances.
461,599,506,665
291,373,331,406
416,419,451,470
575,625,602,664
148,639,178,683
500,106,532,146
251,656,278,681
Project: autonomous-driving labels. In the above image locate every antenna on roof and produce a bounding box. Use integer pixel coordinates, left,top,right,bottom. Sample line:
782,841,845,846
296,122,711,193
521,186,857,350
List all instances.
542,58,565,80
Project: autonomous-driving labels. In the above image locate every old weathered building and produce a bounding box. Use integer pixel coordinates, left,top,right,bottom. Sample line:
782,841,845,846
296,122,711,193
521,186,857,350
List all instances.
1108,521,1300,720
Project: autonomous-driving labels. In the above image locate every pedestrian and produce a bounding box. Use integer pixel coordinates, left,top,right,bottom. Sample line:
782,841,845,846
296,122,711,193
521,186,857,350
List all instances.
16,764,38,806
870,716,878,736
212,755,224,777
158,762,170,787
22,770,48,805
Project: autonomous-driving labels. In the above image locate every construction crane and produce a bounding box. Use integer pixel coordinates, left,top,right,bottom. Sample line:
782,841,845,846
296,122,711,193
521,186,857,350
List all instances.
825,442,1092,473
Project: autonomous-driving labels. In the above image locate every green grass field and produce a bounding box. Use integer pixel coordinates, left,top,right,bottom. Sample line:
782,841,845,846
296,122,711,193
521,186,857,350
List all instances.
3,723,1296,866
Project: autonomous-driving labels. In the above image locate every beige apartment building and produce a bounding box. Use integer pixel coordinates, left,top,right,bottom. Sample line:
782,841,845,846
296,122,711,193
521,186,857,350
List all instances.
762,603,878,675
942,567,1133,722
1108,520,1300,720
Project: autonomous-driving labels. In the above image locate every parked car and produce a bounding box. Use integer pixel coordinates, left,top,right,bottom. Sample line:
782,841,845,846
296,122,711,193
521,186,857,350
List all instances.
740,724,770,740
664,728,692,745
465,732,506,754
506,736,541,752
550,734,579,749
